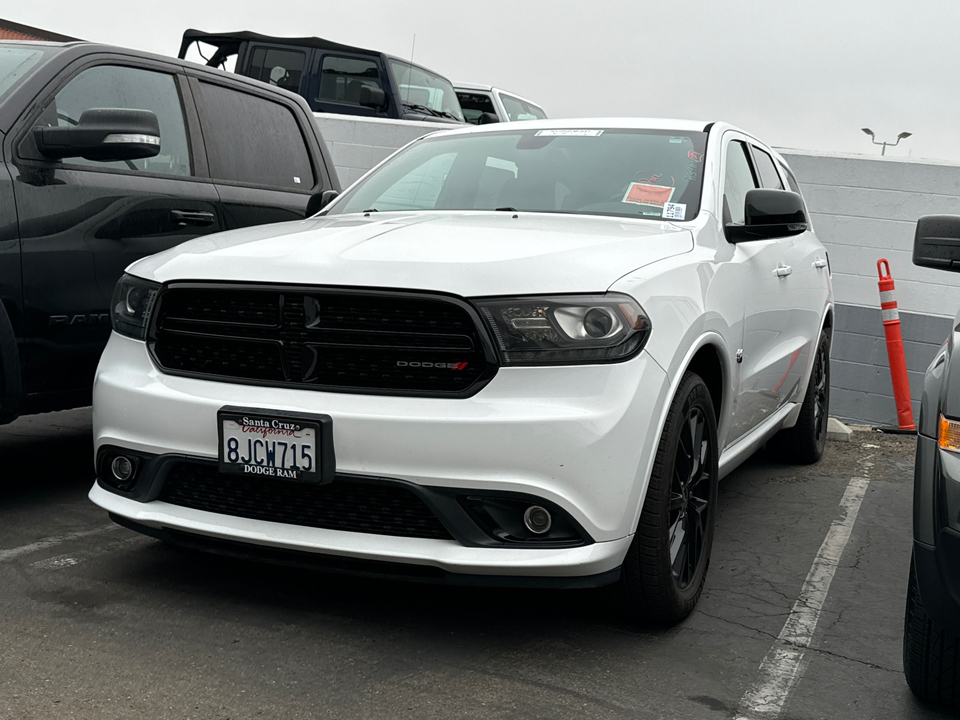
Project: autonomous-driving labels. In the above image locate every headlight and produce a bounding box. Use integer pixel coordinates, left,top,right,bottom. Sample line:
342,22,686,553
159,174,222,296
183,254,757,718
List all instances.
474,293,651,365
110,274,160,340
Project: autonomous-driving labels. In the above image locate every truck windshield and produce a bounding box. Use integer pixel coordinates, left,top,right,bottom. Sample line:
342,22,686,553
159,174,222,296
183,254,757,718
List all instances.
0,44,51,100
388,59,464,122
329,128,708,222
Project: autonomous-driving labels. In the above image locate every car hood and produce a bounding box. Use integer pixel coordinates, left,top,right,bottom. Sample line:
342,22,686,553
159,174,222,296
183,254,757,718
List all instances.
131,212,694,296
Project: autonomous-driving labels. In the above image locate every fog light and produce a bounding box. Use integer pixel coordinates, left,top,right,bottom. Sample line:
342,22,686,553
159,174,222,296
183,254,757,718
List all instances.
523,505,552,534
111,456,134,482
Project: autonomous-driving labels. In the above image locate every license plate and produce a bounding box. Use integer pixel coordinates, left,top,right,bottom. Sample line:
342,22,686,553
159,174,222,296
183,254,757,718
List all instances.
217,408,334,483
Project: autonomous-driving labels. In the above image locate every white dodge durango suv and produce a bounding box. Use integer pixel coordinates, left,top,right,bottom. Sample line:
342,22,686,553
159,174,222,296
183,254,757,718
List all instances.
90,119,833,624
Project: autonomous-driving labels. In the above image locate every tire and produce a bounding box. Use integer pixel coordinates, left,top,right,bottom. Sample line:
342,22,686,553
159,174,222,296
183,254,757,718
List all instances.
772,331,830,464
904,554,960,709
617,371,719,625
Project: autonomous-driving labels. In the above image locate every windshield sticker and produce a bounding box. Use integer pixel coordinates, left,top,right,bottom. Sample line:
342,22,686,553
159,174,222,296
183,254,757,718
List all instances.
622,182,675,208
688,150,703,162
662,202,687,220
535,129,604,137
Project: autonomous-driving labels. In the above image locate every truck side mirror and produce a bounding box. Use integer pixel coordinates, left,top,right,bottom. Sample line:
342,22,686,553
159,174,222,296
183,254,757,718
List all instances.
34,108,161,162
725,188,808,243
359,86,386,110
913,215,960,271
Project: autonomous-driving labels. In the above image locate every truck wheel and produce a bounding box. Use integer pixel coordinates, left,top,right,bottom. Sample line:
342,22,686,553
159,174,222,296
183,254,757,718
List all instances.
617,371,718,625
772,331,830,464
904,554,960,709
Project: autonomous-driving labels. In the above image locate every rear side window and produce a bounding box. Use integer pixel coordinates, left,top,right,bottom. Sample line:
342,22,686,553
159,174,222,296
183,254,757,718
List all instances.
196,81,315,190
317,56,383,106
751,146,784,189
247,46,306,94
44,64,192,176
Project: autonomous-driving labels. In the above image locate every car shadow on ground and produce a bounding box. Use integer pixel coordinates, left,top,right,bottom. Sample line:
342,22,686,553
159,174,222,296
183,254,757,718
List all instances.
0,408,94,507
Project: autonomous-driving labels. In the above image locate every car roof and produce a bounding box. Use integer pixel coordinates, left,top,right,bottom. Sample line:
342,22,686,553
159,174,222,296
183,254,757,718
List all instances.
423,117,715,138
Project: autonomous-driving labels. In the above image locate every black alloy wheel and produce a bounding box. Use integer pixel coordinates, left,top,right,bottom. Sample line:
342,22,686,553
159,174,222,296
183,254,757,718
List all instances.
772,331,830,464
669,406,712,589
617,370,719,625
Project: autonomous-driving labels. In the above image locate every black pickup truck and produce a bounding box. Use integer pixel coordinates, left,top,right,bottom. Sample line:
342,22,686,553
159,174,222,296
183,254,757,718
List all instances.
178,30,465,124
0,40,339,425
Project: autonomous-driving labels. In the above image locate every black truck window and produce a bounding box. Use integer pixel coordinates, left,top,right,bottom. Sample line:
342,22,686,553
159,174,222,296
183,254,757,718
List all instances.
317,56,383,106
195,81,315,189
247,46,305,94
48,65,192,176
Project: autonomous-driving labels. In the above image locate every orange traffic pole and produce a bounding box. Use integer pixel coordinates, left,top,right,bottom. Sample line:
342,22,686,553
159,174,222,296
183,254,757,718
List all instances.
877,259,916,431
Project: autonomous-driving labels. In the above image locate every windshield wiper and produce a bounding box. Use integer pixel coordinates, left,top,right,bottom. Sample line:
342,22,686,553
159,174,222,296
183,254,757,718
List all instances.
403,102,458,120
495,207,518,212
362,208,378,213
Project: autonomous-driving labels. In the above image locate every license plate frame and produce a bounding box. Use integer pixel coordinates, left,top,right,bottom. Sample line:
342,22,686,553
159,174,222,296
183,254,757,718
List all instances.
217,406,335,484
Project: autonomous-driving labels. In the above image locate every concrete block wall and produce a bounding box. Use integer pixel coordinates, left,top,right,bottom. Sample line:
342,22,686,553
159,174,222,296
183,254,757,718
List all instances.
781,151,960,425
309,113,960,425
314,113,441,188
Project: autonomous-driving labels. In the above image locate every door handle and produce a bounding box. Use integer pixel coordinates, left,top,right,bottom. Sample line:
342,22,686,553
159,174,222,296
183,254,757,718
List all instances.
774,264,793,278
813,258,828,269
170,210,216,226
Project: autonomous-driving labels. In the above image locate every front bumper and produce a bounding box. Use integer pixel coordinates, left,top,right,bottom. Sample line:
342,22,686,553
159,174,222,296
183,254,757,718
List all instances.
91,332,669,578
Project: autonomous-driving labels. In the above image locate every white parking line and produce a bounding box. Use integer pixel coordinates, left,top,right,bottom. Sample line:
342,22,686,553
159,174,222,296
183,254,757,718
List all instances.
734,474,871,719
0,524,122,563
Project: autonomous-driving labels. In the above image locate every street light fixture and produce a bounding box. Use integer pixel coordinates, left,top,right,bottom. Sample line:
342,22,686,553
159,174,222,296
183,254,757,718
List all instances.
862,128,913,156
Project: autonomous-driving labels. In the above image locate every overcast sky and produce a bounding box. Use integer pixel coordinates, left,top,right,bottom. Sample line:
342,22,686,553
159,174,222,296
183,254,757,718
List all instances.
10,1,960,163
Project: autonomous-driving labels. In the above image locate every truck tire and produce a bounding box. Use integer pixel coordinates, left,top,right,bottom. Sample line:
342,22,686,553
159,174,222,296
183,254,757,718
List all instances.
904,554,960,710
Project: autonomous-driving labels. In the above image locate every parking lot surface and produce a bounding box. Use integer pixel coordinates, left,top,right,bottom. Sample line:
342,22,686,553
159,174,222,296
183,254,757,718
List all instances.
0,409,952,719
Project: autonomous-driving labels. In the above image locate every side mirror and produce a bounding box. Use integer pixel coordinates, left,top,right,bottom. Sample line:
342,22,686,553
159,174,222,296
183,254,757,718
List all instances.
478,112,500,125
913,215,960,271
359,85,386,110
725,188,808,243
305,189,340,216
34,108,161,162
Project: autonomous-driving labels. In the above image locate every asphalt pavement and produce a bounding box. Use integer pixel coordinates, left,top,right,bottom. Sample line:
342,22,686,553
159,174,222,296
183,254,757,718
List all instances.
0,408,951,719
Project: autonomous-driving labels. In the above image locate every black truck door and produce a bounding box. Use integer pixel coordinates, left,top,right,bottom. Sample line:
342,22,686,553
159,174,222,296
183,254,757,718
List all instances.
190,77,325,229
11,61,222,407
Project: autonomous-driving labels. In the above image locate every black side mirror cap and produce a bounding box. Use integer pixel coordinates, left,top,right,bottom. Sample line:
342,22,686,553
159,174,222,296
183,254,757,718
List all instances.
478,112,500,125
913,215,960,270
359,85,386,110
725,188,808,242
34,108,161,162
306,189,340,216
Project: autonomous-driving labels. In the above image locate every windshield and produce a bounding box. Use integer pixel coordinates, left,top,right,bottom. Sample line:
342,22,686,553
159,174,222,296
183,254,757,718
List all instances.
0,44,51,100
329,128,708,221
388,59,464,122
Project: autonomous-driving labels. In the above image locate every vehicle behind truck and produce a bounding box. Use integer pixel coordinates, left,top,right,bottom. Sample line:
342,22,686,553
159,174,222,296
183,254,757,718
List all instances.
179,30,465,125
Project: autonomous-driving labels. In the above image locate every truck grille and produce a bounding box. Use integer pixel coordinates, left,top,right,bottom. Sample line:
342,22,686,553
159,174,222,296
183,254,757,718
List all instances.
159,463,454,541
149,285,496,396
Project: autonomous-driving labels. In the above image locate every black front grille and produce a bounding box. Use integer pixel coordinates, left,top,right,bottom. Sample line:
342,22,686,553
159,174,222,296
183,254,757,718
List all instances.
150,285,496,395
159,463,454,541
